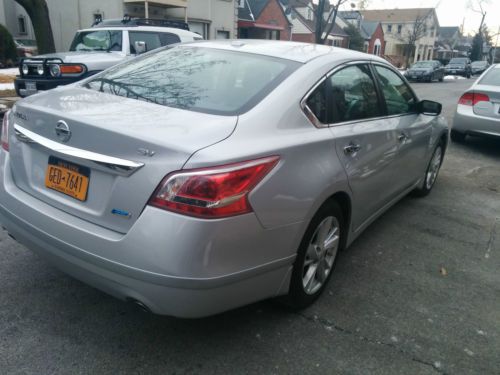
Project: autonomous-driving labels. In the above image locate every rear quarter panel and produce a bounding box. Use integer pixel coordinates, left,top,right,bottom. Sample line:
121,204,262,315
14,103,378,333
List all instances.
185,56,354,252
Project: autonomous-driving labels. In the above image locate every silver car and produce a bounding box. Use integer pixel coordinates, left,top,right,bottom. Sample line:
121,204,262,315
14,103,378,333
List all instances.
452,64,500,142
0,41,448,318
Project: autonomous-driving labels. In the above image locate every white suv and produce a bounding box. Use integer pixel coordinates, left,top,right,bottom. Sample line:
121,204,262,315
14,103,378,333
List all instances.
15,17,202,97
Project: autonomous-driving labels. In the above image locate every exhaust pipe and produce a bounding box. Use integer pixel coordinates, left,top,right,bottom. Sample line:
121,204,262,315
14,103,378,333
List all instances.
127,298,152,313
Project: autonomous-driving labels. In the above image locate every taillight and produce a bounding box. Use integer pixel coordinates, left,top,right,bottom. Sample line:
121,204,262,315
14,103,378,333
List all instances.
458,92,490,106
1,111,9,152
148,156,280,219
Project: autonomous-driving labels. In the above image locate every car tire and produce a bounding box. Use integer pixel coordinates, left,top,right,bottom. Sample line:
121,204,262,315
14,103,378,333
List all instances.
450,129,466,143
283,200,345,310
439,75,444,82
412,143,444,197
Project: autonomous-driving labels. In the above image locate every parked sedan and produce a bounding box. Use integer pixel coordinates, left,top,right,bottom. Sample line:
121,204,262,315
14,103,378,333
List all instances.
0,41,448,318
445,57,472,78
405,60,445,82
471,60,489,75
452,64,500,142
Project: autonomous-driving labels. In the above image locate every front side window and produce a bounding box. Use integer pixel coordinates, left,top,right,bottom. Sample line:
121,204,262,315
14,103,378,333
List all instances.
374,65,416,115
70,30,122,52
84,46,299,116
327,64,382,123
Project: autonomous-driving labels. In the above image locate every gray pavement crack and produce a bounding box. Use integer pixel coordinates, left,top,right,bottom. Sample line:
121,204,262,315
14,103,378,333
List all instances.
484,217,498,259
295,312,448,375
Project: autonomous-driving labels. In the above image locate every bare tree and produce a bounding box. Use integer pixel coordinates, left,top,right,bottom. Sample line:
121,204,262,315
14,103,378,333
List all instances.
397,10,432,67
290,0,350,44
319,0,351,44
14,0,55,54
468,0,490,58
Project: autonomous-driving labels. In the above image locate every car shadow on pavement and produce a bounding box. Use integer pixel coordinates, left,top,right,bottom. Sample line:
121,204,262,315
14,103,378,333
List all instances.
454,136,500,158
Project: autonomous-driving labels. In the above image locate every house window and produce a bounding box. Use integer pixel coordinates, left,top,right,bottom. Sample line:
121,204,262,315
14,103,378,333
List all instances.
93,13,103,24
18,16,27,34
430,27,435,37
333,39,342,47
387,24,392,33
307,8,313,20
397,25,402,34
238,0,245,8
216,30,230,39
266,30,280,40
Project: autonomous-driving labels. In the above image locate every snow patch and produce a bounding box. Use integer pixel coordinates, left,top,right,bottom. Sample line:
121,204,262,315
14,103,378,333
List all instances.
444,75,466,80
0,83,14,90
0,68,19,76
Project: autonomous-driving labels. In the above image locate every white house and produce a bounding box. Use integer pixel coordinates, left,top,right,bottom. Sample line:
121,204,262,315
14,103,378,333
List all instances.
0,0,237,51
361,8,440,66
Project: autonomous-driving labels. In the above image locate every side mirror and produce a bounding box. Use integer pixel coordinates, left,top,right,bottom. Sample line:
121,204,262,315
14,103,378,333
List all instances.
418,100,442,116
134,41,147,54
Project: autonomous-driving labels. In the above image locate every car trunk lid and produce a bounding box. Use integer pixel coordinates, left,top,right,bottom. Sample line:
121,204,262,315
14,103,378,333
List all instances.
8,88,237,233
472,84,500,120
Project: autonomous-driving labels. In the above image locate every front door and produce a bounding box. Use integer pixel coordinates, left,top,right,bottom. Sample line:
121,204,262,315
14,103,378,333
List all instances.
371,64,433,190
325,64,400,231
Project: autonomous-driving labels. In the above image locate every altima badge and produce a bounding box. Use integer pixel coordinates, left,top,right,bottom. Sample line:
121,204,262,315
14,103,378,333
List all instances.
55,120,71,143
137,148,155,157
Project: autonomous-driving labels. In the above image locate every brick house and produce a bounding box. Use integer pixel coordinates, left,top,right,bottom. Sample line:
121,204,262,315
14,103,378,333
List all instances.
361,21,385,55
238,0,292,40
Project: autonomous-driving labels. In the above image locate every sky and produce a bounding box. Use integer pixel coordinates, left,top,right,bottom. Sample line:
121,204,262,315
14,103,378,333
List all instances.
340,0,500,43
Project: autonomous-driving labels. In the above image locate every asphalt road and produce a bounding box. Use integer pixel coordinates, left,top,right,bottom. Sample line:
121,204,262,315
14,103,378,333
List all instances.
1,78,499,375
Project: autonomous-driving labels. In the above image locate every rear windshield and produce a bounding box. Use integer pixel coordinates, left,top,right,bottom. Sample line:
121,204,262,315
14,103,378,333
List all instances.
412,61,434,68
83,46,299,115
471,61,487,67
70,30,123,52
479,65,500,86
449,58,467,64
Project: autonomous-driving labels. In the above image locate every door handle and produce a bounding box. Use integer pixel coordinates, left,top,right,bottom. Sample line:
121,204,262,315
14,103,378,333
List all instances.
397,132,409,142
344,142,361,155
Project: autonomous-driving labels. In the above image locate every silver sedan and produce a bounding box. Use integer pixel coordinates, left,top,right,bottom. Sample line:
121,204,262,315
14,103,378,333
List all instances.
452,64,500,142
0,40,448,318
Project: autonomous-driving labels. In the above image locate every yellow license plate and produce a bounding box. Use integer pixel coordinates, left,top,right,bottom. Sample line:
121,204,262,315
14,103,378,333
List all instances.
45,156,90,201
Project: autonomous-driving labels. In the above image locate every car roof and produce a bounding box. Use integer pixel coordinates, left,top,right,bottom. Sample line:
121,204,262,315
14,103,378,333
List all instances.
78,26,199,38
180,39,387,64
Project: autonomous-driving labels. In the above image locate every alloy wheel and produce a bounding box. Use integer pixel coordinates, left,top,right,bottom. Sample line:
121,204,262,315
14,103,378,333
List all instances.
302,216,340,295
426,146,442,190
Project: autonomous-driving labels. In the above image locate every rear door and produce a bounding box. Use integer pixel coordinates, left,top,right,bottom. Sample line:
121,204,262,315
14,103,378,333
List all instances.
326,63,400,231
371,64,432,190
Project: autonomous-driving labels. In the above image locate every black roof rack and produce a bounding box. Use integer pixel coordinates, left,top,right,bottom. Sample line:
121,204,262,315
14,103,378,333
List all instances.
92,15,189,31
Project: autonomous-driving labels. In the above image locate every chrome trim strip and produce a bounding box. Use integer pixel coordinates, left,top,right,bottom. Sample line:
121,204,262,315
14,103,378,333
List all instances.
14,124,144,176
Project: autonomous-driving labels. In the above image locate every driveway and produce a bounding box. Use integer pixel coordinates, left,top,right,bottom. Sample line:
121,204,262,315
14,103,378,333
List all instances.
0,78,498,375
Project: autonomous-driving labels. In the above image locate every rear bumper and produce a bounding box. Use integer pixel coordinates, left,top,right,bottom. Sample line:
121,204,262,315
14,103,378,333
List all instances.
405,74,432,81
444,69,468,76
452,105,500,138
0,152,297,317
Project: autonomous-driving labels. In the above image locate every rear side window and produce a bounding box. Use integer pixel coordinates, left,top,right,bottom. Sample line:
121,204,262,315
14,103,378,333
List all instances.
70,30,122,52
327,64,382,123
479,66,500,86
129,32,180,54
84,46,299,115
374,65,417,115
160,32,181,45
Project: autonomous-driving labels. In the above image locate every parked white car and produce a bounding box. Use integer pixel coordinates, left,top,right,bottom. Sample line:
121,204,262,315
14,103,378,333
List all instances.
14,17,202,97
